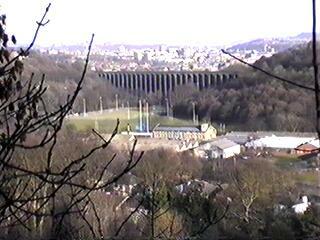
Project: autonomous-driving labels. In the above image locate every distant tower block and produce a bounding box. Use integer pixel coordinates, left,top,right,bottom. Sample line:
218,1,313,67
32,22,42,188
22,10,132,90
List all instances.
99,71,238,96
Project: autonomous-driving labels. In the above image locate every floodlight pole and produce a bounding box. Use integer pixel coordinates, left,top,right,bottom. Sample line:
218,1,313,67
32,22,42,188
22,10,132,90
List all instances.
83,98,87,116
127,101,130,120
115,94,119,111
192,102,196,124
139,99,143,131
146,101,150,133
99,96,103,114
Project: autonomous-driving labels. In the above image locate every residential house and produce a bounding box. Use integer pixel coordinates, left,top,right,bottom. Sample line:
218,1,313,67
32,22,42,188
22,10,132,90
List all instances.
176,179,227,198
295,143,319,155
292,196,311,214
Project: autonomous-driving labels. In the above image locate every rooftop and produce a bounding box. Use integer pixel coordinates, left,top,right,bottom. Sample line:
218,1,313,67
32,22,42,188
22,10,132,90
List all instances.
226,131,317,138
212,138,239,150
295,143,318,150
153,125,201,132
201,138,239,150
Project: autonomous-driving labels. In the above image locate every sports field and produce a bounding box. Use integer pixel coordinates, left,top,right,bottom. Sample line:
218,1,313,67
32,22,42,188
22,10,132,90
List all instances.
66,108,194,133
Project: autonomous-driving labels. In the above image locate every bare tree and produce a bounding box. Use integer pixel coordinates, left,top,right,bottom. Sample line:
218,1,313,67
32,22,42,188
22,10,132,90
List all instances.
0,4,142,239
114,149,229,240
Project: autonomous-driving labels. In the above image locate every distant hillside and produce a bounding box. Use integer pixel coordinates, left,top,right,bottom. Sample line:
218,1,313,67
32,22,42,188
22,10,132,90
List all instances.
228,33,316,52
292,32,314,40
253,43,313,72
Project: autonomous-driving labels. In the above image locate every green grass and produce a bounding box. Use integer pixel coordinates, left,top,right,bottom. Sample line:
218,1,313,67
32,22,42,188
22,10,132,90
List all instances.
294,171,319,185
274,155,300,169
66,109,194,133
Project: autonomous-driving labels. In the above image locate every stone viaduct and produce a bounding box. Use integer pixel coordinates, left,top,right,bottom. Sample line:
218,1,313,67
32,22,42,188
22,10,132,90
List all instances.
98,71,237,96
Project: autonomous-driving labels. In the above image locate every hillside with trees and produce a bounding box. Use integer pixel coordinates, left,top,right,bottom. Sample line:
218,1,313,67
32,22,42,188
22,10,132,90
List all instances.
20,41,320,133
23,43,319,132
173,43,316,132
22,51,135,114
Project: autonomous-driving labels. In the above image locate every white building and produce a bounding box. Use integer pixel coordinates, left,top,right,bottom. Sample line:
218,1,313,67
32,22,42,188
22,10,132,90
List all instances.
245,135,317,150
292,196,311,214
195,138,241,159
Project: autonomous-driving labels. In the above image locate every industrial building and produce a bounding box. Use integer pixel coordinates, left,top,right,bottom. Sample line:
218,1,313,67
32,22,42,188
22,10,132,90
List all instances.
152,123,217,141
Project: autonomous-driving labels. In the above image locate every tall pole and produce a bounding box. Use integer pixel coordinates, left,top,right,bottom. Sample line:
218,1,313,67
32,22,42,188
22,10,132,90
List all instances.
139,99,143,132
165,98,169,118
115,94,119,111
192,102,196,124
99,96,103,114
94,116,99,130
127,101,131,120
83,98,87,116
146,101,149,133
312,0,320,198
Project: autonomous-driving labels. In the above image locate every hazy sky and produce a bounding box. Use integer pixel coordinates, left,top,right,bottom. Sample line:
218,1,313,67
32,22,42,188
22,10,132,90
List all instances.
0,0,314,46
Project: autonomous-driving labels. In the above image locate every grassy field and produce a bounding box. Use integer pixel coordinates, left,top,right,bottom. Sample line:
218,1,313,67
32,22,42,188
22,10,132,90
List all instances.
66,108,195,133
274,155,300,169
294,171,319,185
272,153,319,185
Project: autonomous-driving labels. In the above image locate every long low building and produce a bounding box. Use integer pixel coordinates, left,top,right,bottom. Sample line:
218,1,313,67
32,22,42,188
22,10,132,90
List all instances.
245,135,319,150
225,131,317,145
152,123,217,141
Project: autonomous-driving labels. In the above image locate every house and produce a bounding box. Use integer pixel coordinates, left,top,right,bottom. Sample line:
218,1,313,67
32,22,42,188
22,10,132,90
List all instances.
295,143,319,155
176,179,227,198
152,123,217,141
292,196,311,214
195,138,241,159
105,172,140,197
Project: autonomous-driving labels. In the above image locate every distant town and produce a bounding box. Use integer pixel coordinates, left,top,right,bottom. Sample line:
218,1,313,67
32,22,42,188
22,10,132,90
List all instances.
37,32,312,72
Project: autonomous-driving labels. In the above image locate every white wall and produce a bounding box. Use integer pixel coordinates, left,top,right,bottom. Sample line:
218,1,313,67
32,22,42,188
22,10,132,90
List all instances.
211,149,223,159
211,145,241,159
223,145,241,158
246,136,315,149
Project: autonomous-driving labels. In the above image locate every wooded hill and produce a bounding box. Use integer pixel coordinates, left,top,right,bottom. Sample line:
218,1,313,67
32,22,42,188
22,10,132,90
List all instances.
22,51,133,114
174,43,316,132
